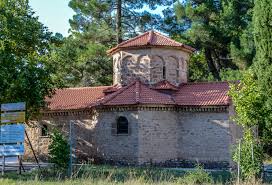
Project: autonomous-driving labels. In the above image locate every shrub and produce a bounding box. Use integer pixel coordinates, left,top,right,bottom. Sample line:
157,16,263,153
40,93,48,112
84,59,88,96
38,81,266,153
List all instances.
48,130,70,170
179,165,212,184
233,129,263,180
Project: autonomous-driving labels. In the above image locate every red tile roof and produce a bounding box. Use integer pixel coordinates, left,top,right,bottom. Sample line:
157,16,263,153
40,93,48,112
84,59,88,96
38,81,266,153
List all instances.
45,86,110,111
151,80,179,91
173,82,230,106
45,81,230,111
107,31,195,54
103,84,121,94
97,80,175,106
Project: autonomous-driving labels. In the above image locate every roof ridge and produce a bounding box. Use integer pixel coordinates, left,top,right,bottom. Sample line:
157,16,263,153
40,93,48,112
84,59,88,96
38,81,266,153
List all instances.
184,81,230,85
153,31,183,46
135,80,141,103
97,81,137,105
59,86,112,90
152,31,195,52
152,80,179,90
141,82,176,104
147,30,154,45
118,31,149,47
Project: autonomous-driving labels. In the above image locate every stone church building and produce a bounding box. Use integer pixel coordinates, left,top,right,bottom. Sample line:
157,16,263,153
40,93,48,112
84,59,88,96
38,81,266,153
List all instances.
25,31,241,168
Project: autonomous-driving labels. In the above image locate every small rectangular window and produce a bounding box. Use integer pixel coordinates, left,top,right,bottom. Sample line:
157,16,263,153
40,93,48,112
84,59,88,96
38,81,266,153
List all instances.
117,116,128,135
41,124,48,137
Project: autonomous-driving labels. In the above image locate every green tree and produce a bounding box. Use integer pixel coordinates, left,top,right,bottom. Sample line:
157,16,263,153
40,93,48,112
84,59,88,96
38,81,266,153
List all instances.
48,130,70,170
0,0,62,118
229,71,264,128
51,35,112,87
229,71,264,179
174,0,254,80
233,129,263,180
228,1,272,179
54,0,176,87
253,0,272,154
188,51,214,82
219,69,243,82
68,0,175,43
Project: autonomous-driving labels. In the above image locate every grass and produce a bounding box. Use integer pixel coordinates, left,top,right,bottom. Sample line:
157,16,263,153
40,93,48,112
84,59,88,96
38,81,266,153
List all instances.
0,164,265,185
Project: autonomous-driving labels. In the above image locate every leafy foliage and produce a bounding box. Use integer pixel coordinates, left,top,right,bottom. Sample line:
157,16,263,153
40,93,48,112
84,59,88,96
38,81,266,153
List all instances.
173,0,254,80
229,71,264,179
233,129,263,180
48,130,70,170
188,51,214,82
0,0,62,118
68,0,175,41
228,0,272,179
179,165,213,184
229,71,264,128
51,35,112,87
219,69,243,82
252,0,272,153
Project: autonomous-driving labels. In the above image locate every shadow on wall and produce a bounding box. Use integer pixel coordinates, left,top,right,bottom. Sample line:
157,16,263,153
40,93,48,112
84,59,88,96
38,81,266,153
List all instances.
24,110,140,165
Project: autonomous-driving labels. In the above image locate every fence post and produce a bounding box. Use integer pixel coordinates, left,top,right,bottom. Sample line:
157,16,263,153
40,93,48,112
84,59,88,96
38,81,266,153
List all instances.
2,155,5,175
68,120,74,177
238,139,241,184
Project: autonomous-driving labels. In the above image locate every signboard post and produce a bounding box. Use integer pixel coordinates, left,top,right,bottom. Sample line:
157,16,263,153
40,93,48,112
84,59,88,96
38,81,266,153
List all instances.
0,102,26,175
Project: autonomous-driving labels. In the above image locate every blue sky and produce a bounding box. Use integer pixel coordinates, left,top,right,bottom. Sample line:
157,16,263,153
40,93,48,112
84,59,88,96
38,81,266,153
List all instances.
29,0,74,36
29,0,167,37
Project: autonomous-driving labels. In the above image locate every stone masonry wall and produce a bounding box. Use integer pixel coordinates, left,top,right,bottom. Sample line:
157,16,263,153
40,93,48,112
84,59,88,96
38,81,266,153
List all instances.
25,111,140,164
112,48,190,86
137,110,178,164
25,113,98,162
93,111,139,164
25,108,240,167
177,112,232,163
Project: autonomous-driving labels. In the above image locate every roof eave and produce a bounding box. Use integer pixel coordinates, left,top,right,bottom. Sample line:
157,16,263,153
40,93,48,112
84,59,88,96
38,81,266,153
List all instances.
107,45,196,55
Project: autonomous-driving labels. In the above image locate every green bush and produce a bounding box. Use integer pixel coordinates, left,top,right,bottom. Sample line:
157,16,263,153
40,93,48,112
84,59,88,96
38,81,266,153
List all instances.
179,165,213,184
48,130,70,170
233,129,263,180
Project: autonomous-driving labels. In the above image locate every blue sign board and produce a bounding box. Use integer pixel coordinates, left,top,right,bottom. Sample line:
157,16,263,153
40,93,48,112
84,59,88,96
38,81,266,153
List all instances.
1,102,26,112
0,102,25,157
0,144,24,156
0,124,25,143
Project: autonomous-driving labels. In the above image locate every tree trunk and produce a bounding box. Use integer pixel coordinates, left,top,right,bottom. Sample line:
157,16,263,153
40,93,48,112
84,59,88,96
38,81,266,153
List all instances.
205,48,221,80
116,0,122,44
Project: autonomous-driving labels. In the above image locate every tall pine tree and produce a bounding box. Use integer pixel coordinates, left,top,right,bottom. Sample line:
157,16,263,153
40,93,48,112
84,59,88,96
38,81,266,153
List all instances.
52,0,176,87
68,0,175,42
253,0,272,153
173,0,254,80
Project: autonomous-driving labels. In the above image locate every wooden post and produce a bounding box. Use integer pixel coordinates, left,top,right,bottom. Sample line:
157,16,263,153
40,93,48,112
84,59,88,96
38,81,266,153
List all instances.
18,155,22,174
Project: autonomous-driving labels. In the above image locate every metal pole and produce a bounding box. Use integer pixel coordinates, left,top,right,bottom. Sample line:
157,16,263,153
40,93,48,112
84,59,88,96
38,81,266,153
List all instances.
2,155,5,175
251,141,254,163
25,130,40,169
237,140,241,184
68,120,73,177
